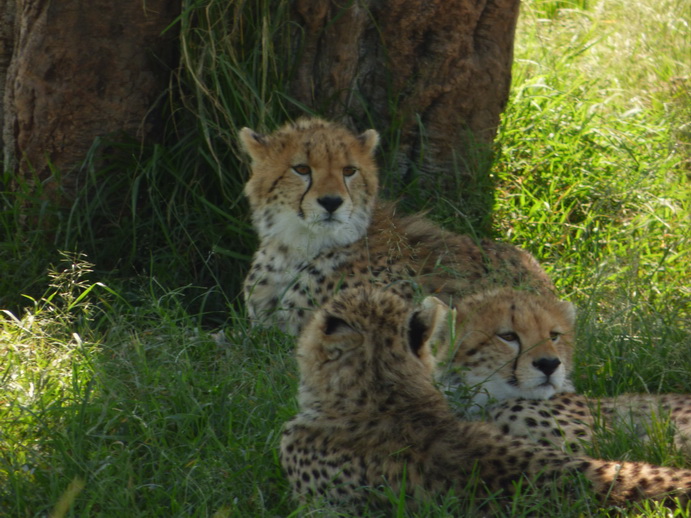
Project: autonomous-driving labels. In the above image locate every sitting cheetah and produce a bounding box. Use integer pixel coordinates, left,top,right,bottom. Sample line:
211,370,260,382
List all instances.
434,287,691,457
239,117,553,336
280,288,691,512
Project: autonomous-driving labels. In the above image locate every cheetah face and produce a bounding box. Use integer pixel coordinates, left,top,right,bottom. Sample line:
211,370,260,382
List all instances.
239,118,379,257
436,288,575,413
295,289,451,405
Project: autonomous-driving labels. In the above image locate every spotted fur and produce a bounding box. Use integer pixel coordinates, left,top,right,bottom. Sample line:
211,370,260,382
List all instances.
240,117,553,335
280,288,691,512
434,289,691,458
486,392,691,458
436,287,576,413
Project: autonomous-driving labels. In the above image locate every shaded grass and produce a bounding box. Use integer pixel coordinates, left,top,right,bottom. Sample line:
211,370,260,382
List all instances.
2,271,687,517
1,262,296,516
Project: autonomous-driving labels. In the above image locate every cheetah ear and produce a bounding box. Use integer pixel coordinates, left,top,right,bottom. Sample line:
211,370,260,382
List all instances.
408,297,453,366
323,315,351,336
320,313,363,360
358,129,379,155
238,127,268,160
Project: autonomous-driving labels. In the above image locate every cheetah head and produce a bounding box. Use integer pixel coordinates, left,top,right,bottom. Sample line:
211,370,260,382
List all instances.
295,288,452,412
239,118,379,257
436,287,576,414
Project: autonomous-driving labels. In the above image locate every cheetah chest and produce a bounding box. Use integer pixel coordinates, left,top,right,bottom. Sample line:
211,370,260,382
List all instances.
244,245,363,333
244,243,417,334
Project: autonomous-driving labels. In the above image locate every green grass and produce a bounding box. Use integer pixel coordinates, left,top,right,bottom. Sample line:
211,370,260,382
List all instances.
492,0,690,400
1,0,689,516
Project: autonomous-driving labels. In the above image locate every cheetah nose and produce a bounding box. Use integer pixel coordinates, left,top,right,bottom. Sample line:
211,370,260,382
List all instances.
317,196,344,214
533,357,561,376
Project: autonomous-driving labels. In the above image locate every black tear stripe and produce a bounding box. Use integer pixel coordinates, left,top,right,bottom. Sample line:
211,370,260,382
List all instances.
511,352,522,378
344,172,353,202
267,174,284,195
298,174,313,219
510,307,522,375
296,145,314,219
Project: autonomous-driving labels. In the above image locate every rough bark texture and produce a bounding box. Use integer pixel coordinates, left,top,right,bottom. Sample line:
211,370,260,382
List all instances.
0,0,16,156
290,0,520,211
2,0,180,202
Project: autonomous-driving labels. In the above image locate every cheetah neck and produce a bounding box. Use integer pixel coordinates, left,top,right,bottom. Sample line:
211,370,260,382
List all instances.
254,205,371,260
298,377,453,423
256,236,359,273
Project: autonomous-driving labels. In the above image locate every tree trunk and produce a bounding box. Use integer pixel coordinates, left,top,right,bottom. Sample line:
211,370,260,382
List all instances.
0,0,16,157
290,0,520,224
2,0,180,204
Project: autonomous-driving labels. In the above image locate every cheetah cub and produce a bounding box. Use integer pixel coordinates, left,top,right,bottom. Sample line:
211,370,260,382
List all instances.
239,117,553,335
280,288,691,512
436,287,577,413
435,288,691,457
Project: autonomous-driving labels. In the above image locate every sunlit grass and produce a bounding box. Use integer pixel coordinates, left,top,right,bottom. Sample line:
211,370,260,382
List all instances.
494,0,690,402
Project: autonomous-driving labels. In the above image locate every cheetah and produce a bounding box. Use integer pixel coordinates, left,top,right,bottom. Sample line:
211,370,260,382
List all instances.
240,117,553,336
280,287,691,512
434,287,691,457
487,393,691,458
435,287,576,414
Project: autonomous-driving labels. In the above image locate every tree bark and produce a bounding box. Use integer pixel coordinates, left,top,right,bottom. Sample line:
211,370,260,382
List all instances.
290,0,520,219
0,0,16,157
2,0,180,203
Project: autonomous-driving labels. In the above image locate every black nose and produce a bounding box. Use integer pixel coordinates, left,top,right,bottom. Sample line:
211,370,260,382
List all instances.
317,196,344,214
533,357,561,376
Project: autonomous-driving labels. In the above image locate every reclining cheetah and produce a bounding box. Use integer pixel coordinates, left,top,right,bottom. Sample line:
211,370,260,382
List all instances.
434,287,691,457
280,287,691,512
239,117,553,336
436,287,577,413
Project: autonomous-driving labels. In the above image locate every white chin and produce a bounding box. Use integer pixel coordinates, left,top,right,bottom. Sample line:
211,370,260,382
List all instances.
474,378,557,403
518,384,557,400
262,217,353,254
465,377,524,406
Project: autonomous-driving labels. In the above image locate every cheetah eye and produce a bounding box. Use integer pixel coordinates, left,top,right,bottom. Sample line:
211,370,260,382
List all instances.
292,164,311,176
550,332,561,342
497,332,519,343
343,166,358,177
